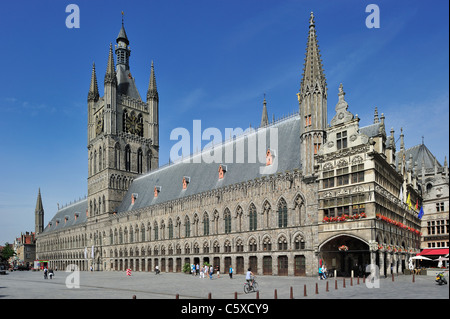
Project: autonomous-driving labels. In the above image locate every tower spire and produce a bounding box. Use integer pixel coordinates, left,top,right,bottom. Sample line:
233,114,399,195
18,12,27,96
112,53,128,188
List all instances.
88,62,99,101
260,94,269,127
35,188,44,235
299,11,326,96
104,43,116,84
147,60,159,101
298,12,328,177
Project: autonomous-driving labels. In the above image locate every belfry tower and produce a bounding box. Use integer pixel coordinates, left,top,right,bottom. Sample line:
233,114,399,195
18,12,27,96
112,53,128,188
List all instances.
86,18,159,219
298,12,327,177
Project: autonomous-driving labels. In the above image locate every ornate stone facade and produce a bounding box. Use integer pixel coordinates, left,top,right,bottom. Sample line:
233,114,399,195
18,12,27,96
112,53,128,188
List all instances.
35,13,448,277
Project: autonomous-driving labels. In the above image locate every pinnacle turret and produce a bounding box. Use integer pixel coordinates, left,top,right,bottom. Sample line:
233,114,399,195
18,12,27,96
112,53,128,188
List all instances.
147,61,158,101
88,62,99,102
104,43,116,84
260,96,269,127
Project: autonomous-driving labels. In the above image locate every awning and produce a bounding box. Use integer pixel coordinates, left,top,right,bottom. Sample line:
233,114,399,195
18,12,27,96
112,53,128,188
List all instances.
417,248,449,256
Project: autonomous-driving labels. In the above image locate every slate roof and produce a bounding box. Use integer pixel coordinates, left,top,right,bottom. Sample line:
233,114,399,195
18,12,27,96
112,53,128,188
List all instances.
41,199,88,235
116,115,302,214
396,143,441,171
116,64,142,100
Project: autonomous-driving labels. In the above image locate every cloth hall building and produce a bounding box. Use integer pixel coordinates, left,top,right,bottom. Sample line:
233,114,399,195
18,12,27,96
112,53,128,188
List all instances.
35,13,448,277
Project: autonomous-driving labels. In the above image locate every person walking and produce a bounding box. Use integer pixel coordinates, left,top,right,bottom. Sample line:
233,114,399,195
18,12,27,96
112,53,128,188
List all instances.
229,265,233,279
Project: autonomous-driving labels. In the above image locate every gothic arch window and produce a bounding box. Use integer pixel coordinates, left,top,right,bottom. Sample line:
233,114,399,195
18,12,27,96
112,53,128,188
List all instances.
224,208,231,234
278,235,288,250
93,150,97,174
185,216,191,238
168,219,174,239
236,239,244,252
114,143,121,169
125,145,131,172
203,241,210,254
102,195,106,213
263,236,272,251
203,212,210,236
146,150,152,172
249,237,257,252
224,240,231,253
184,243,190,254
249,203,257,231
278,198,288,228
153,221,158,240
213,241,220,253
137,148,143,174
193,242,200,254
294,234,306,250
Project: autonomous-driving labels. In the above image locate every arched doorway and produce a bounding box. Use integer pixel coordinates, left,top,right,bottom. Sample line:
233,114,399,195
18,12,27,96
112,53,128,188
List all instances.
319,235,370,277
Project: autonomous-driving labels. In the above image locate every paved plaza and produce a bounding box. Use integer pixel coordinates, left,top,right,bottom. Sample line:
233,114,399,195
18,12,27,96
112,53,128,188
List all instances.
0,270,448,300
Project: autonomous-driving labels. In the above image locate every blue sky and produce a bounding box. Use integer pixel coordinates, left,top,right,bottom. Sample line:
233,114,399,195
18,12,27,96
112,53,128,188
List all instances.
0,0,448,245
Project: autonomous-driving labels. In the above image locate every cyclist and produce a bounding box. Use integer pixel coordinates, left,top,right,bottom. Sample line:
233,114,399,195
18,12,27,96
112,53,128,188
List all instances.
246,268,254,287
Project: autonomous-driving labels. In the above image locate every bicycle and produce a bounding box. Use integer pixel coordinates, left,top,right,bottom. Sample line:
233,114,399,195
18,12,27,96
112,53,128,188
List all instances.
244,277,259,294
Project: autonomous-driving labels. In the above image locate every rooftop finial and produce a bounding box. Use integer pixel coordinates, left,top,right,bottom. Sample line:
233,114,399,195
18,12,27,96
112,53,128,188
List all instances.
309,11,315,27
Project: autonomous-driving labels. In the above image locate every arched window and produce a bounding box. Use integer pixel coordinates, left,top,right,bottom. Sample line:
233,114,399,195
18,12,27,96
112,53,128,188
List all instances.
278,198,288,228
185,216,191,238
278,235,288,250
114,144,121,169
294,234,306,250
249,204,257,231
146,150,152,172
168,219,173,239
137,148,143,174
249,238,257,252
224,208,231,234
203,212,209,236
153,222,158,240
125,145,131,171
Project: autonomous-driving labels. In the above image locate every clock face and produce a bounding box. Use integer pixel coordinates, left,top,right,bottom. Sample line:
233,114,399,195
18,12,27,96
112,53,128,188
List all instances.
126,114,143,136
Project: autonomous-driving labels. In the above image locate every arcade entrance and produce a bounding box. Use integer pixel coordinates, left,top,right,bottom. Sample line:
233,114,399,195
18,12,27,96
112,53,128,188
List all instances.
319,235,370,277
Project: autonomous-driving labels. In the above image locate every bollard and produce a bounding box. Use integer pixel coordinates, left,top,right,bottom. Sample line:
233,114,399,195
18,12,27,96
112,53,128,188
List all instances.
350,277,353,286
315,283,319,295
274,289,278,299
304,284,307,297
234,292,238,299
132,295,136,299
208,292,212,299
363,275,366,284
175,294,179,299
343,278,346,288
326,280,329,292
335,279,338,290
256,291,260,299
412,274,415,283
357,276,360,285
392,273,395,282
290,286,294,299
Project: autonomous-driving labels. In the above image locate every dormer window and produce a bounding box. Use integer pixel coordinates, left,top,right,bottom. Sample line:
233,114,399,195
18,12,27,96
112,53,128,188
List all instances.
182,177,190,189
266,149,275,166
154,186,161,198
131,193,138,204
74,212,79,221
218,165,227,179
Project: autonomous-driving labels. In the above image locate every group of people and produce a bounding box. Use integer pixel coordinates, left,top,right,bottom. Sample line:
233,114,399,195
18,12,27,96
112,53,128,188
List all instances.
190,264,235,279
43,267,55,279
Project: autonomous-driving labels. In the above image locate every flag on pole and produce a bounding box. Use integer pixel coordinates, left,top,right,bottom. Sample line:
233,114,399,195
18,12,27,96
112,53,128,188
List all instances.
415,200,419,210
399,187,403,203
418,206,424,219
91,245,94,258
407,192,412,210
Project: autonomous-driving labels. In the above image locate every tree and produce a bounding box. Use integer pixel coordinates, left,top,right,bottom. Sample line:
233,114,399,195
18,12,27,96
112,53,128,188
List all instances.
0,243,16,264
